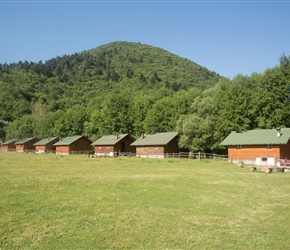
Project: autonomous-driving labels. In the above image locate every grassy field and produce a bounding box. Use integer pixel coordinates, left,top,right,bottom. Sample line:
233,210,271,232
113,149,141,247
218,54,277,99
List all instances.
0,152,290,249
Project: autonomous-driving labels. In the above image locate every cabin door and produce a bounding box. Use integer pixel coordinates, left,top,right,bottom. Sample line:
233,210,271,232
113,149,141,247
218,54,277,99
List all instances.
121,142,125,152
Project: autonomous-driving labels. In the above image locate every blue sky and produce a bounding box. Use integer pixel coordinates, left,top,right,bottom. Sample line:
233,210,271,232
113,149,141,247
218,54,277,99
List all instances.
1,0,290,79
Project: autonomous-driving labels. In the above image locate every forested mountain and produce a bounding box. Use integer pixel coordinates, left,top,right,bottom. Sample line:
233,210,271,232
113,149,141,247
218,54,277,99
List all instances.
1,41,290,153
0,41,219,113
0,41,220,141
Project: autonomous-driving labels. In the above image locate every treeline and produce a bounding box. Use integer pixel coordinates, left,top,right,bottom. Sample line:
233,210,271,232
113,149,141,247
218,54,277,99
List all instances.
177,54,290,152
1,88,202,143
0,41,289,153
0,41,220,142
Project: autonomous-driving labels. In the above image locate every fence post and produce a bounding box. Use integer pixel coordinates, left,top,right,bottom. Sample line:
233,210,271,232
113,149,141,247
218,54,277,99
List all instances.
198,152,200,161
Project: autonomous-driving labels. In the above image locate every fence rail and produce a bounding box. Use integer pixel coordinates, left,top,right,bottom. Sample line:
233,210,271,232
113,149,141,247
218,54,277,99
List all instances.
164,152,228,161
117,151,228,161
0,149,94,155
0,148,229,161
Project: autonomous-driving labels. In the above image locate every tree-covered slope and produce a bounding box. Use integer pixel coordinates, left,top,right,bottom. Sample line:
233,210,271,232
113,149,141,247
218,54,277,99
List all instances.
2,42,289,154
85,41,220,90
0,41,222,141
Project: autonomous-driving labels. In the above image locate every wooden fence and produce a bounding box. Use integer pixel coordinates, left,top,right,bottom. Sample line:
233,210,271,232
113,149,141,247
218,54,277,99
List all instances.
117,151,228,161
0,148,229,161
0,149,93,155
164,152,228,161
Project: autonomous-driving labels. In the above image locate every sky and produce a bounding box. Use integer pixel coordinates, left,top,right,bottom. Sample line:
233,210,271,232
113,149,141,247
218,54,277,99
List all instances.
1,0,290,79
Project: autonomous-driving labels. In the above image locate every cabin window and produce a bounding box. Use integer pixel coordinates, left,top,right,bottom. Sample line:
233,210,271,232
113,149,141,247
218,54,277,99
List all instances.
236,145,242,150
267,144,273,150
85,144,89,148
74,143,77,148
154,145,158,150
140,146,144,150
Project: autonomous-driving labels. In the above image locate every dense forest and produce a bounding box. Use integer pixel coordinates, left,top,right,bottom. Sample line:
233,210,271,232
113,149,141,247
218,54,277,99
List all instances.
1,41,290,153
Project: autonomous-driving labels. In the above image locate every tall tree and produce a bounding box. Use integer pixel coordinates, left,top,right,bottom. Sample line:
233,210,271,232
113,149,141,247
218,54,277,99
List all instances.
5,115,35,140
252,67,290,129
53,105,89,137
177,88,217,152
34,110,64,138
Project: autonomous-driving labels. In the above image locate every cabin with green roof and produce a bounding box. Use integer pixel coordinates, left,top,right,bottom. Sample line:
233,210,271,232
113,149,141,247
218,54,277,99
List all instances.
220,128,290,165
53,136,92,155
1,139,16,152
92,134,136,156
15,137,40,153
33,137,59,153
131,132,180,158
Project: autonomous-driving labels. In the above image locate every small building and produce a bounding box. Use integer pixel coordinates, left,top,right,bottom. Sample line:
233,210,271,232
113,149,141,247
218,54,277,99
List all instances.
15,137,40,153
92,134,136,156
220,128,290,165
53,136,92,155
131,132,180,158
33,137,59,153
1,139,16,152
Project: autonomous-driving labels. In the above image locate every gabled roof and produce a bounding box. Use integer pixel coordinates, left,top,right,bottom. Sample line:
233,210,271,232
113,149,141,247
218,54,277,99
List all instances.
91,134,134,146
131,132,179,146
2,139,15,145
220,128,290,146
33,137,58,146
53,136,88,146
15,137,38,145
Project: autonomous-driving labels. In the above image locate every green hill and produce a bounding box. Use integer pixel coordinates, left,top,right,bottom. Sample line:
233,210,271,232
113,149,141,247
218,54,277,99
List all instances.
1,42,289,152
85,41,220,89
0,41,221,124
0,41,222,141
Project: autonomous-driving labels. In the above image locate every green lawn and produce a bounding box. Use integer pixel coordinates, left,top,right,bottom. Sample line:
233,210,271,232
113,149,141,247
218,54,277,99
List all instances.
1,152,290,249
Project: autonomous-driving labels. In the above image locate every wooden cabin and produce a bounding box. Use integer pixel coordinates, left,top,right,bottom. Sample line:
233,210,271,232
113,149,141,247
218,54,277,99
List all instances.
92,134,135,156
220,128,290,165
15,137,40,153
53,136,92,155
33,137,59,153
131,132,180,158
1,139,16,152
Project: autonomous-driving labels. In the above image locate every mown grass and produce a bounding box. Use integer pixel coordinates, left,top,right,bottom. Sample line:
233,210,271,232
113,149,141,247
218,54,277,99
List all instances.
0,152,290,249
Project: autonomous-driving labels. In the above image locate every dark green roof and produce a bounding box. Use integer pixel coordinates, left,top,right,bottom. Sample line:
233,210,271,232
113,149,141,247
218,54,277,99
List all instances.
15,137,38,145
131,132,179,146
33,137,58,146
53,136,85,146
2,139,15,145
91,134,133,146
220,128,290,146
